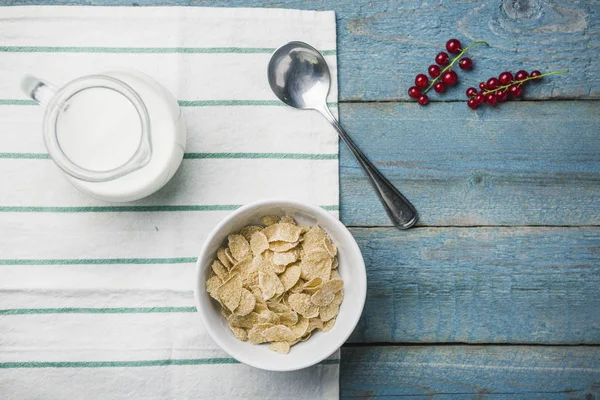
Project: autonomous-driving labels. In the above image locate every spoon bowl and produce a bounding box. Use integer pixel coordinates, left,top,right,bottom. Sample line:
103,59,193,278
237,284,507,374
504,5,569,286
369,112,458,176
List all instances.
268,41,331,110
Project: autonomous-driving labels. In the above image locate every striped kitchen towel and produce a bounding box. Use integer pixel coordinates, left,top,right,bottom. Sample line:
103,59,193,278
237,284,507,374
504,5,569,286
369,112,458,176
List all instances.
0,6,339,399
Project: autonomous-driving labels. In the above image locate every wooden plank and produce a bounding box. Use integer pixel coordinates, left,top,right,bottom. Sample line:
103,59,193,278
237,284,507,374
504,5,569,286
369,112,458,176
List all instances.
2,0,597,101
348,227,600,344
338,101,600,227
340,345,600,399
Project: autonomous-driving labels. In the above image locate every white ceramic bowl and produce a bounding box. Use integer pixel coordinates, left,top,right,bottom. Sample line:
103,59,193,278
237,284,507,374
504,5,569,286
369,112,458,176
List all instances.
194,199,367,371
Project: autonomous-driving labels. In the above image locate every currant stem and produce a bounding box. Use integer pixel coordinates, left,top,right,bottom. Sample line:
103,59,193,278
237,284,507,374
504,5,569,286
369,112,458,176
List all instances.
423,40,489,94
482,70,569,95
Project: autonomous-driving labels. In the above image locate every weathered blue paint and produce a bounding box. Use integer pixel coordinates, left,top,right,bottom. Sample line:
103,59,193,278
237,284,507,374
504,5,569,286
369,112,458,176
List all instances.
341,346,600,398
348,227,600,344
338,101,600,227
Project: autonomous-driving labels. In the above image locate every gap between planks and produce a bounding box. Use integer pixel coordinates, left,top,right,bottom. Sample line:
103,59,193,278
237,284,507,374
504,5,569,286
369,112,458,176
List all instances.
341,391,585,398
343,343,600,347
345,225,600,229
339,98,600,104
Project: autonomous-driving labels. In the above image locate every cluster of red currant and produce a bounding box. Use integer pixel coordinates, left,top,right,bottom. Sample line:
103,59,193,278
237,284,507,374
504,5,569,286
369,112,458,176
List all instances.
466,69,568,109
408,38,488,105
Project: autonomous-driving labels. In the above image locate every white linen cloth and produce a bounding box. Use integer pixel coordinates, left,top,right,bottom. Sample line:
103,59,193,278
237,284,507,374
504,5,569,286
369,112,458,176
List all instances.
0,6,339,399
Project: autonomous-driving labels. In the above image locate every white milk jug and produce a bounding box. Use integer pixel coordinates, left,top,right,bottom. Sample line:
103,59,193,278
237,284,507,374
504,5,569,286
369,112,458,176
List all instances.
22,70,186,202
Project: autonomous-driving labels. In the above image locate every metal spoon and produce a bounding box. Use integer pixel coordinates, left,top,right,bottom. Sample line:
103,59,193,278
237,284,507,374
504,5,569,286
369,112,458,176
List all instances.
268,41,418,229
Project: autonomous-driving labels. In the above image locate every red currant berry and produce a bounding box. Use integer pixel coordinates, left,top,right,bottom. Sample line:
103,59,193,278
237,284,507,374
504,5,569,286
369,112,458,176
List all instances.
428,65,441,78
496,89,508,102
530,70,542,81
446,39,462,54
408,86,421,99
466,87,478,98
486,77,500,90
515,70,528,81
435,52,449,66
509,85,522,97
467,97,479,109
459,57,473,70
418,94,429,106
415,74,429,88
434,82,446,93
498,71,513,86
442,70,458,86
479,82,487,91
474,94,484,105
485,93,497,105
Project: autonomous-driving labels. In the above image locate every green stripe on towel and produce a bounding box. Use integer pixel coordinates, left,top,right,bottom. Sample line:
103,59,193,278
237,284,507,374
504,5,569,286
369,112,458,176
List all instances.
0,205,240,212
0,257,196,265
0,359,240,368
183,153,337,160
0,205,339,213
0,153,338,160
0,99,338,107
177,100,338,107
0,99,37,106
0,358,340,369
0,153,50,159
0,46,336,56
0,307,197,315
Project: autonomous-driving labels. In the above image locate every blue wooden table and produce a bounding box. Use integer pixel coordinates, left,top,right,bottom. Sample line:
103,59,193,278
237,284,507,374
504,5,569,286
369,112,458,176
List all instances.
2,0,599,398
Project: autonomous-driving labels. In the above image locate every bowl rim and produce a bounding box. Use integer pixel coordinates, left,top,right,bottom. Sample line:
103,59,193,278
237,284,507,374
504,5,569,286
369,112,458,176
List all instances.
193,198,367,371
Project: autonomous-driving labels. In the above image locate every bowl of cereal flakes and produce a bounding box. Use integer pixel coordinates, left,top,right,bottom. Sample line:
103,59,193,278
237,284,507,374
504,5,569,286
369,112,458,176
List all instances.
194,199,367,371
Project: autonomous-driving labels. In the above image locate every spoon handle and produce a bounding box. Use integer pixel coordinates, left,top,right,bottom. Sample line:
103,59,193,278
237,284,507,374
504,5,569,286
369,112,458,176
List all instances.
318,105,418,229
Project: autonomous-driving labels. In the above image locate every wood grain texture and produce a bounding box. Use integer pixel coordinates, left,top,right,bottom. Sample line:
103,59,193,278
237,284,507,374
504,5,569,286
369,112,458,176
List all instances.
338,101,600,227
340,345,600,399
6,0,593,101
348,227,600,344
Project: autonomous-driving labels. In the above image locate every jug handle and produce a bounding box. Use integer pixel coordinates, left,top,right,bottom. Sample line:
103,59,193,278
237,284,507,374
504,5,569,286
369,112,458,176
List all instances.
21,76,57,106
